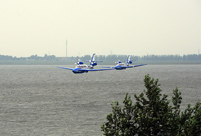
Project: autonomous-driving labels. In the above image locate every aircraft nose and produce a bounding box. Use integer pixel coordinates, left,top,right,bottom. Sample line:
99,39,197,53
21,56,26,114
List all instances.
72,68,78,73
72,68,82,73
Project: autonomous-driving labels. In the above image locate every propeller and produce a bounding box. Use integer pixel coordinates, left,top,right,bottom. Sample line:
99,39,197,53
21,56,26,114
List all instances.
75,58,84,65
115,60,121,64
90,61,97,66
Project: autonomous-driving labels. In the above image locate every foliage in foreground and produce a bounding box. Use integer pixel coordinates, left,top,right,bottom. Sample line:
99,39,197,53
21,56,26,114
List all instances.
101,74,201,136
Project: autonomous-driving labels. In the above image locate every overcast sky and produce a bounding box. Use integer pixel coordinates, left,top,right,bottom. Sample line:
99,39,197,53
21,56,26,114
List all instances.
0,0,201,57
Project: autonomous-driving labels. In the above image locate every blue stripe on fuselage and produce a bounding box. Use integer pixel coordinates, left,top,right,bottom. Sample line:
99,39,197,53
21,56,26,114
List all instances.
72,68,89,73
73,68,84,73
115,65,127,70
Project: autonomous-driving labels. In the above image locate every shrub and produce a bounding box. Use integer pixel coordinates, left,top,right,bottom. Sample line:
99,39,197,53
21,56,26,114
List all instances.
101,74,201,136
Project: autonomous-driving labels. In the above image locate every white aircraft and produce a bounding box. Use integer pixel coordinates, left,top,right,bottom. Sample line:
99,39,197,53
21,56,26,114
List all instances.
57,53,113,74
104,55,147,70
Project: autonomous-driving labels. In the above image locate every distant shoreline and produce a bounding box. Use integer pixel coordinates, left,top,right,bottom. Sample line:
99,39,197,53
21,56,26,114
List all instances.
1,60,201,65
1,54,201,65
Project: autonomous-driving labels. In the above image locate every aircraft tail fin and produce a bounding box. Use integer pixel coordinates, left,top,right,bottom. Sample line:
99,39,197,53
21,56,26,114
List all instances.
126,55,136,66
91,53,96,62
89,53,102,67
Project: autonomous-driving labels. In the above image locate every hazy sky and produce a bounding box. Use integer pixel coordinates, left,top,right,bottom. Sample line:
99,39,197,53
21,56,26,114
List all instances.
0,0,201,57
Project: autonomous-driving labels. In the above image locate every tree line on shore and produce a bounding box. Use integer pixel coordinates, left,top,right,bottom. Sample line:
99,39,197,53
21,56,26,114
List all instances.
0,54,201,64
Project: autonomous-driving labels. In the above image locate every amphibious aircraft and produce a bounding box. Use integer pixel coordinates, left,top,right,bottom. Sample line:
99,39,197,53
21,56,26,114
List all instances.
57,54,113,74
104,55,147,70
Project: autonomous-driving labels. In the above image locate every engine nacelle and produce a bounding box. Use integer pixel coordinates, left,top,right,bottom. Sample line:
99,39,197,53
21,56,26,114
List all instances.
128,60,132,64
77,61,84,65
115,61,122,64
92,62,97,66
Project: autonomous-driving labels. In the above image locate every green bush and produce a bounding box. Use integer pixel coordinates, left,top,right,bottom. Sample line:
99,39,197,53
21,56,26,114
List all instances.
101,74,201,136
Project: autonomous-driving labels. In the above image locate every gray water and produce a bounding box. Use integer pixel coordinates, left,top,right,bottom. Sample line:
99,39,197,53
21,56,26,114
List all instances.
0,65,201,136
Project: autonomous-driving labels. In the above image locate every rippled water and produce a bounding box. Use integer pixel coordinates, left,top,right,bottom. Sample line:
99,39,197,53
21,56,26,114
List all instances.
0,65,201,136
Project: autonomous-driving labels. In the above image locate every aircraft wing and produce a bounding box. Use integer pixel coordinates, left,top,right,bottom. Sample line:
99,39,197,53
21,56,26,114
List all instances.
57,66,74,70
79,68,114,72
102,66,116,69
134,64,147,67
127,64,147,68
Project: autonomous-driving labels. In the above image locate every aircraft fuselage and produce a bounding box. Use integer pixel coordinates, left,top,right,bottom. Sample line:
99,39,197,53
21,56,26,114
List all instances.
115,63,128,70
72,68,88,73
72,64,91,73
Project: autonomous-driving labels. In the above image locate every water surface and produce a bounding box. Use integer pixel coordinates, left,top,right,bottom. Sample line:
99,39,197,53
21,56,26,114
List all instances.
0,65,201,136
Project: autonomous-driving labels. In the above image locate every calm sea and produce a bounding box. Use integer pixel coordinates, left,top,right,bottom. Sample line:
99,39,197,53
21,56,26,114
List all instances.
0,65,201,136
